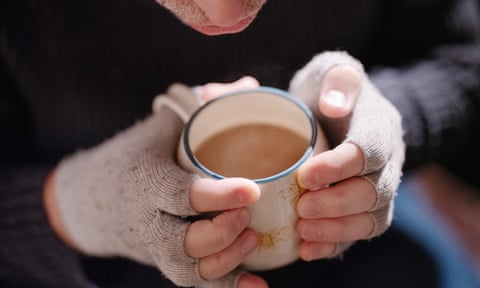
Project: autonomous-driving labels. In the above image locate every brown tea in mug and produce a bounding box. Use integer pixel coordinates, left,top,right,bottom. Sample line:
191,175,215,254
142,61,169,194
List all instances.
194,123,310,179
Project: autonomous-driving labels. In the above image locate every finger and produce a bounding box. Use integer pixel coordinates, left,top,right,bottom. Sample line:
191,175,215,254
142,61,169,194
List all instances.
190,177,261,213
238,274,269,288
297,212,375,242
318,64,363,118
297,177,376,219
200,76,260,102
199,229,259,280
299,241,338,262
185,208,251,258
297,142,365,189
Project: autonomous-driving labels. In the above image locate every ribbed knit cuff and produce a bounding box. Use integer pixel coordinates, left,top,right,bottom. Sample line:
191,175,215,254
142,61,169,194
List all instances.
370,52,479,171
0,164,88,287
370,67,430,170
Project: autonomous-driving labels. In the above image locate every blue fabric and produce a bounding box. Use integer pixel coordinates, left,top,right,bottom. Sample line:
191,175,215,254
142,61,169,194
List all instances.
393,177,480,288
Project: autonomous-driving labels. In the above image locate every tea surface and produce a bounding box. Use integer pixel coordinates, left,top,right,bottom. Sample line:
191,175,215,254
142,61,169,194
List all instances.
194,123,310,179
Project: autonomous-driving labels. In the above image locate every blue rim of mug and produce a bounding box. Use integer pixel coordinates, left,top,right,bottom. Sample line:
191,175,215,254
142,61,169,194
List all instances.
183,86,318,184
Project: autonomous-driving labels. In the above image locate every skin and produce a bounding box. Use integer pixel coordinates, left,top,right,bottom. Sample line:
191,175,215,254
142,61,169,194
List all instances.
189,73,375,287
155,0,267,35
44,1,377,288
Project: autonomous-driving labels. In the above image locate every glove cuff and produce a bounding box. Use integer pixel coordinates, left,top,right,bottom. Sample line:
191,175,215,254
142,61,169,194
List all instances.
145,211,244,288
289,51,364,120
53,110,197,260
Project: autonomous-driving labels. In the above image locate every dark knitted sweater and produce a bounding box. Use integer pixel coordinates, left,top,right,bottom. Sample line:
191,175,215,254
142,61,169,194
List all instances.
1,0,479,287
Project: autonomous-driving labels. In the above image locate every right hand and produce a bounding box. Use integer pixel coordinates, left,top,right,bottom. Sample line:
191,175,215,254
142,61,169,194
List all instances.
186,178,268,287
46,79,268,288
185,77,269,288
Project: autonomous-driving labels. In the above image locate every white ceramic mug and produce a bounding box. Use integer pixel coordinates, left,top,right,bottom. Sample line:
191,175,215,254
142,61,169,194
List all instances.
154,85,328,271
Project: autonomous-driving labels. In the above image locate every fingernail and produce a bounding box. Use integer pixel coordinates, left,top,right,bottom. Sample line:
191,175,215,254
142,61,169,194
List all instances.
322,89,347,108
298,167,321,190
192,86,206,104
301,224,322,240
237,210,250,230
308,243,336,260
300,202,319,218
239,274,267,287
309,247,321,261
192,85,203,97
237,76,260,88
241,234,258,254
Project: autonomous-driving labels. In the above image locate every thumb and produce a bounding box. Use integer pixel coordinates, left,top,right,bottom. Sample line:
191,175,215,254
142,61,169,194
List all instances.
288,51,366,146
237,274,269,288
199,76,260,102
318,64,363,118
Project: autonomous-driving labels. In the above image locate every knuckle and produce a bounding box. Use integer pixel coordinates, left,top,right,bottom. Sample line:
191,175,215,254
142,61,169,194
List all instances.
322,242,339,259
365,162,400,211
201,248,238,281
369,204,393,238
312,198,327,218
184,220,206,258
329,243,340,257
337,219,347,241
336,200,348,218
365,212,376,238
359,177,379,211
199,259,219,280
211,224,232,249
210,210,244,248
363,139,391,173
330,186,348,214
330,161,348,181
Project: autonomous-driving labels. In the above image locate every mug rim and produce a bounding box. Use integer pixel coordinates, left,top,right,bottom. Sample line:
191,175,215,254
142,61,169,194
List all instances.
183,86,318,184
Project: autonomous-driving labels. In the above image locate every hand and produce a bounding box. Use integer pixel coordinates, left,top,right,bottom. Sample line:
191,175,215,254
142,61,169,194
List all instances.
46,80,267,288
289,51,405,261
186,77,269,288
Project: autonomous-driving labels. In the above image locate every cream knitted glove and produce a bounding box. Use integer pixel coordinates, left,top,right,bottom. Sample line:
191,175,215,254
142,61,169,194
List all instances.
289,51,405,253
53,87,243,287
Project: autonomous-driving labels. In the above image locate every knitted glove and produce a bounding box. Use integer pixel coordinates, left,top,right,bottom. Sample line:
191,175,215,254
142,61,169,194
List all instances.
53,85,243,287
289,51,405,253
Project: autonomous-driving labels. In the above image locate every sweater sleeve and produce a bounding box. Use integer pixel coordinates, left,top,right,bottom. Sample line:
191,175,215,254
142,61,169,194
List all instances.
368,0,480,185
0,165,89,288
0,51,89,287
370,43,480,171
370,44,480,192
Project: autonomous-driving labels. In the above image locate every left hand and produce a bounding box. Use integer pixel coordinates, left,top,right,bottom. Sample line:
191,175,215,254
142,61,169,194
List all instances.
289,51,405,261
197,53,405,265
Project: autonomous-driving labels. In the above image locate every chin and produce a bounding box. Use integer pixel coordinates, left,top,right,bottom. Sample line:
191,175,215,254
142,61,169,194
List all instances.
189,14,257,36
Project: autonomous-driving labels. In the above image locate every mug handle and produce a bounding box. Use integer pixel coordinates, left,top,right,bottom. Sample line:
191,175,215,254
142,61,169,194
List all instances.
152,83,204,123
